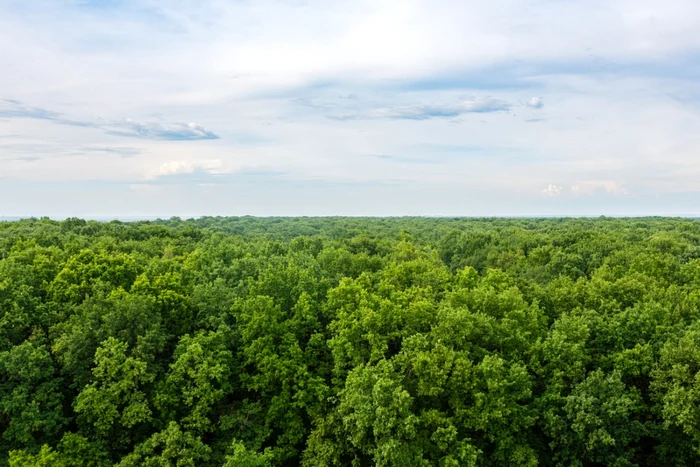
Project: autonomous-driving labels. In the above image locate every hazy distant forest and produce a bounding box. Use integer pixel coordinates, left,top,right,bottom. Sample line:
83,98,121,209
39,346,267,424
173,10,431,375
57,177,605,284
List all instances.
6,217,700,466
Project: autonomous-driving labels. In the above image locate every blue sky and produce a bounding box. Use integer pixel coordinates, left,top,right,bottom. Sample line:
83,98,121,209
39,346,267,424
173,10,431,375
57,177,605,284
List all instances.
1,0,700,217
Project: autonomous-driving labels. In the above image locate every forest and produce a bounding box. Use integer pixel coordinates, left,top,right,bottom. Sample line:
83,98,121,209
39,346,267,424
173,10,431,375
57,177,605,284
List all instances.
4,216,700,466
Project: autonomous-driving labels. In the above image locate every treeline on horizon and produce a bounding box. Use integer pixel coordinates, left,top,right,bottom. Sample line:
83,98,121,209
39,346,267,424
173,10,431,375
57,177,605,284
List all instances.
4,216,700,465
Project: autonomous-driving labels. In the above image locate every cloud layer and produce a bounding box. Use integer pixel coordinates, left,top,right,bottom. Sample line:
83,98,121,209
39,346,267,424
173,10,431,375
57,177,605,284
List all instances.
1,0,700,215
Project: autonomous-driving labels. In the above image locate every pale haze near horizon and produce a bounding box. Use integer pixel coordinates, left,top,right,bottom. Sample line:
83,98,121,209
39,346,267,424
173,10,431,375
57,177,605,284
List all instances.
1,0,700,217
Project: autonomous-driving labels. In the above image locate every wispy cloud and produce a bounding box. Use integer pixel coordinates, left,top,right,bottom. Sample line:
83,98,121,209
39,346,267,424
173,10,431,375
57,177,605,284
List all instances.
325,96,510,121
0,98,97,128
0,98,61,120
76,147,142,157
373,97,510,120
103,120,219,140
0,98,219,141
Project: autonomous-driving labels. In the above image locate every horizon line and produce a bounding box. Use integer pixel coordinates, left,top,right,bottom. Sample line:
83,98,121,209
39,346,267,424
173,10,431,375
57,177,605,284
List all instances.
3,214,700,222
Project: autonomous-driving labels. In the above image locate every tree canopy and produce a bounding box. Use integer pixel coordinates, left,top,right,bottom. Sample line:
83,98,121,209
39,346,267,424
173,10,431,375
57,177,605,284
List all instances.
3,216,700,465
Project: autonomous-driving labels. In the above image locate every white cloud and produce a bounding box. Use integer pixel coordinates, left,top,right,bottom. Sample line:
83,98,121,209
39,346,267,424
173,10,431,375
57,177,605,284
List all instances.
542,184,562,196
526,97,544,109
155,161,197,176
152,159,228,178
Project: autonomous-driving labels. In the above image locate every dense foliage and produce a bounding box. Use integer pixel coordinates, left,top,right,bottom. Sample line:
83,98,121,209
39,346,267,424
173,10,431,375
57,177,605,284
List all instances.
4,216,700,465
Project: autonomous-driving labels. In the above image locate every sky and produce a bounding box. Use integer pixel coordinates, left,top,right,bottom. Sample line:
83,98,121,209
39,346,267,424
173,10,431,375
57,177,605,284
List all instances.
1,0,700,217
